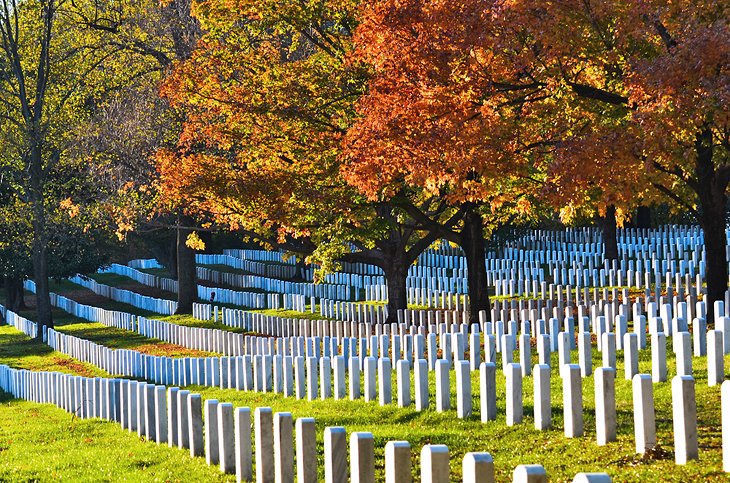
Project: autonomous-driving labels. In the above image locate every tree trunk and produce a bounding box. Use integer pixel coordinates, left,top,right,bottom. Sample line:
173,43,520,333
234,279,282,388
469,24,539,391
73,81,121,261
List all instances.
701,204,727,319
383,258,409,324
168,233,179,279
175,216,197,314
29,145,53,337
600,204,619,261
291,256,307,282
16,278,27,310
4,276,25,312
461,206,491,323
635,206,651,229
31,225,53,336
4,276,16,311
694,128,728,321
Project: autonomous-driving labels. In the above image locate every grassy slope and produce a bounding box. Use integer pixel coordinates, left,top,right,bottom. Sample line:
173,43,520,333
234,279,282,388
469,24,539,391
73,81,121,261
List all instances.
0,392,235,482
7,299,208,359
59,275,331,329
180,346,730,482
7,277,728,480
0,325,107,378
1,309,729,481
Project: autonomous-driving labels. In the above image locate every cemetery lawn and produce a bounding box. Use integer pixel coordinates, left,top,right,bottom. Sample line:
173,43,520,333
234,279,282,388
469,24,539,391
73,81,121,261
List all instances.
1,314,729,481
47,281,250,333
138,267,174,277
0,391,235,482
0,325,107,377
186,346,730,482
253,307,335,321
157,313,247,333
200,263,256,276
4,288,729,481
8,302,210,358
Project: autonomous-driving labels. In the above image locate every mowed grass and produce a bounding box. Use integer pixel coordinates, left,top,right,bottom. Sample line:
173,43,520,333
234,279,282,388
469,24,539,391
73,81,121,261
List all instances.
156,313,246,334
54,321,212,358
1,308,729,481
0,325,108,378
56,274,332,330
0,392,235,482
6,280,730,480
178,344,730,482
87,272,178,299
6,300,209,359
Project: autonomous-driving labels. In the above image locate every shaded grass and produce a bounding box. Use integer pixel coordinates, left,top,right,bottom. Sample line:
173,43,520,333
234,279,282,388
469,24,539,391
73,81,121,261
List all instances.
139,267,174,277
85,273,178,299
7,296,210,358
55,276,333,331
155,313,247,334
200,263,255,277
7,280,729,480
49,279,159,318
251,307,333,321
53,321,211,358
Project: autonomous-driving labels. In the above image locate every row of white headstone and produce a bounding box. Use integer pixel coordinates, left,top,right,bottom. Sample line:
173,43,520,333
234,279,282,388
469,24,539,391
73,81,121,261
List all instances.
4,300,726,471
22,282,730,397
199,253,297,280
67,275,178,315
0,361,612,483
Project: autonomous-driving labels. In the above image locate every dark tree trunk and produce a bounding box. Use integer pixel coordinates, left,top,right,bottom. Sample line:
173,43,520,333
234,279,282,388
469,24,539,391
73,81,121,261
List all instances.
4,276,25,312
635,206,651,229
29,145,53,337
348,203,439,325
168,234,179,279
4,276,16,311
31,220,53,335
701,206,727,318
383,257,409,324
600,204,619,261
16,278,27,310
175,215,197,314
142,230,177,278
694,128,729,321
461,205,491,323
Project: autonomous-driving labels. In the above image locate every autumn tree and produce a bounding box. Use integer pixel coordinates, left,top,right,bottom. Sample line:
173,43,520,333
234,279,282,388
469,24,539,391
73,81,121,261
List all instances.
73,0,203,314
345,0,546,322
625,0,729,306
0,162,120,313
0,0,130,331
155,0,443,321
0,0,201,329
500,0,730,305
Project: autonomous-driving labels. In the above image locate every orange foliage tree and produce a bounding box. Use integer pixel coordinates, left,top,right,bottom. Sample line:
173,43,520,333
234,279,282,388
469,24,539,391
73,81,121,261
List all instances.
344,0,550,322
504,0,730,306
348,0,729,312
155,0,441,320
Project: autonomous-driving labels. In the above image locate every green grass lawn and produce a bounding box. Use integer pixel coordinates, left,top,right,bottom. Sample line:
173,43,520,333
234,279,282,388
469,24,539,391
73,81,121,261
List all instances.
177,344,730,482
156,313,247,334
139,267,174,276
200,263,256,277
0,392,235,482
53,276,334,331
0,325,108,378
85,273,178,300
3,306,727,481
6,282,729,481
6,300,209,359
